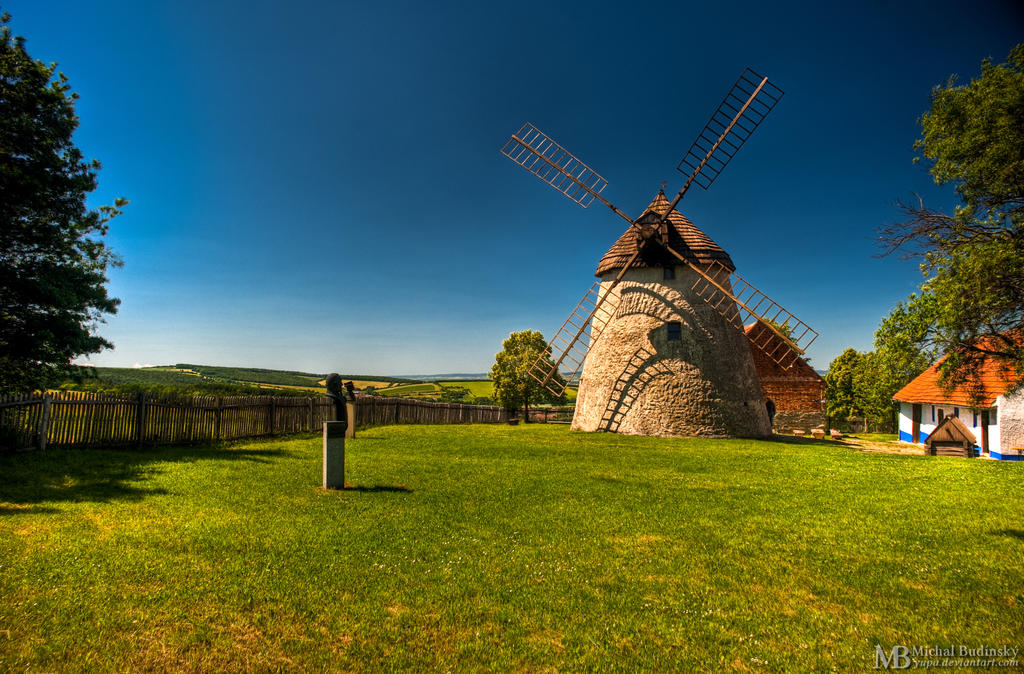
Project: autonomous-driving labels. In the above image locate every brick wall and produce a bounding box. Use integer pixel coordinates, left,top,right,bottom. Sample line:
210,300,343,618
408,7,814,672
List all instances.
760,377,826,412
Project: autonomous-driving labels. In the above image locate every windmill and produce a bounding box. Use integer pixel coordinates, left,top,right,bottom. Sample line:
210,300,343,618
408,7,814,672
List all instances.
501,69,818,438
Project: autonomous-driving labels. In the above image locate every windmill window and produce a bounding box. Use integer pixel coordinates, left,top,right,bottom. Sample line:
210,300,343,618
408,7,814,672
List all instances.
973,410,977,427
953,407,959,418
663,266,675,280
931,405,935,422
991,407,998,424
666,321,681,341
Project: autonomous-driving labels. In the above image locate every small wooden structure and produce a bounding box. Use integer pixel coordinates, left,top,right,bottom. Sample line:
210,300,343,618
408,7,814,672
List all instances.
924,416,979,458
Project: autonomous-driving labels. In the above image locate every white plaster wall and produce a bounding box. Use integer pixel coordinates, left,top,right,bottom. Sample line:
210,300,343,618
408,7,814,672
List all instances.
898,402,913,441
919,408,938,442
899,401,999,450
997,390,1024,452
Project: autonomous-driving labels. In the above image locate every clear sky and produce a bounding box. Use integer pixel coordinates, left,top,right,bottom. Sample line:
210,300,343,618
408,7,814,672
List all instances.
6,1,1023,375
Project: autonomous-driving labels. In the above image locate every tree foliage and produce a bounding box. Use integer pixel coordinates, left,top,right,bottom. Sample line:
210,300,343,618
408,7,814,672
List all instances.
824,349,868,420
825,345,908,427
490,330,565,416
0,13,125,392
878,44,1024,398
869,294,940,403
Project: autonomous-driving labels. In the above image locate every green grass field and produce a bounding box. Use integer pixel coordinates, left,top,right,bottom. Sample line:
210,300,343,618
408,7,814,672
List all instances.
1,426,1021,670
438,380,578,403
439,380,494,397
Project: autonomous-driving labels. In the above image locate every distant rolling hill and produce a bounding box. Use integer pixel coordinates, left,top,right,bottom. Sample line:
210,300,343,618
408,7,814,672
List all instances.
64,365,424,396
65,365,576,403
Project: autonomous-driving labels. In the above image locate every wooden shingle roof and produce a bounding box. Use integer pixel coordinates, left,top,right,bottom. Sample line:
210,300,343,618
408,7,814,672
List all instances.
924,415,977,447
594,190,735,277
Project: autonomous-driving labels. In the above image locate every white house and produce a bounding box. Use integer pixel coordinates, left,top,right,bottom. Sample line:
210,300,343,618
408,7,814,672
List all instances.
893,356,1024,460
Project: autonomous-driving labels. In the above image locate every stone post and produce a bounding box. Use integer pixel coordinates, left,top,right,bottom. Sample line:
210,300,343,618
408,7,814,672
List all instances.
323,421,346,489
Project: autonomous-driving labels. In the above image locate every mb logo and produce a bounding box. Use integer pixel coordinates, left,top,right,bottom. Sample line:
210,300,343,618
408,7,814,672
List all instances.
875,645,911,669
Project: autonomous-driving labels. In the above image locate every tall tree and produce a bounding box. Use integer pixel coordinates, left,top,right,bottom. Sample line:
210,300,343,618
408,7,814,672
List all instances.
869,293,940,402
0,12,125,392
824,348,868,421
490,330,565,419
877,44,1024,399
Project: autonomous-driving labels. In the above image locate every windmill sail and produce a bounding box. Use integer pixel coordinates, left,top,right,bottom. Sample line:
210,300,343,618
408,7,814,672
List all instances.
528,281,622,397
675,69,784,195
501,123,609,208
529,244,648,396
674,253,818,367
501,123,636,226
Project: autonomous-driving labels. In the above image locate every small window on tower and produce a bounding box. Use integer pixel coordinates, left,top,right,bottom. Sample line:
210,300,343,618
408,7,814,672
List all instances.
667,321,681,341
664,266,675,280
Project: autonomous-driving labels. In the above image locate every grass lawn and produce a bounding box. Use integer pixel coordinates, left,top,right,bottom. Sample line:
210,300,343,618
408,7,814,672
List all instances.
1,425,1021,670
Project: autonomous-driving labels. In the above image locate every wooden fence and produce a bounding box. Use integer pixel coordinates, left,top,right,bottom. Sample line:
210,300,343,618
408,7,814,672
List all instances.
827,415,896,434
0,391,508,451
526,406,575,424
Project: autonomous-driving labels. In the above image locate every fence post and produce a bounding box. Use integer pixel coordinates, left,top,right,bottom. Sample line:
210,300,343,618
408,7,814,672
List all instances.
134,392,146,447
214,397,223,441
269,398,277,434
38,393,52,450
308,397,314,431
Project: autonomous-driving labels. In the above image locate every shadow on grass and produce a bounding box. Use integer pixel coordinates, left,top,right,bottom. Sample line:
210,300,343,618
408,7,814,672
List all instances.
346,484,413,493
991,529,1024,541
0,443,293,511
0,505,62,516
763,434,841,448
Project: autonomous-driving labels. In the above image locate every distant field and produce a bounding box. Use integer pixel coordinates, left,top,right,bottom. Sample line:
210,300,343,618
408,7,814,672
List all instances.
61,367,282,396
59,366,429,397
343,380,398,390
377,383,442,398
439,381,577,403
178,364,322,388
439,380,494,397
60,367,577,403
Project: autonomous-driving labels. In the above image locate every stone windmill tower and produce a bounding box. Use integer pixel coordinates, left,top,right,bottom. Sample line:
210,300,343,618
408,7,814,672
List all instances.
501,69,818,438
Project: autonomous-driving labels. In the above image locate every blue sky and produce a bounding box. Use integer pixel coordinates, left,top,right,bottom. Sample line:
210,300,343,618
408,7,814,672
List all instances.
6,1,1023,374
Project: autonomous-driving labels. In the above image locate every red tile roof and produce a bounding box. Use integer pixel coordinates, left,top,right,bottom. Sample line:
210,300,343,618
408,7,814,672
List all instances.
743,322,823,381
893,353,1019,407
